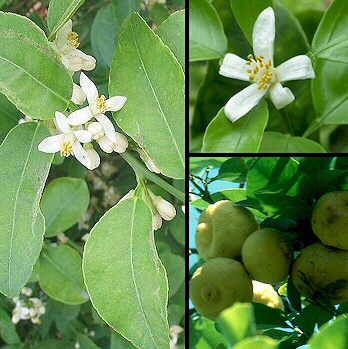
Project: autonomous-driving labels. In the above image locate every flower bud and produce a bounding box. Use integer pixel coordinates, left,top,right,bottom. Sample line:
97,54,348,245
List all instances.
113,132,128,154
71,83,86,105
152,212,163,231
152,195,176,221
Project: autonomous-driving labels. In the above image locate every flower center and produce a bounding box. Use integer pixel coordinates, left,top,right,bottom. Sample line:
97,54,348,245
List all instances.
247,54,274,90
61,141,73,157
96,95,107,113
67,32,80,48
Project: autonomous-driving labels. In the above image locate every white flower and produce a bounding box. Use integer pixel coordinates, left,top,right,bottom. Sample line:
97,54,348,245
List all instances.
137,148,161,174
152,212,163,231
54,20,96,72
170,325,183,349
68,73,128,154
149,191,176,221
12,299,30,324
72,83,87,105
21,287,33,297
219,7,315,122
38,111,100,170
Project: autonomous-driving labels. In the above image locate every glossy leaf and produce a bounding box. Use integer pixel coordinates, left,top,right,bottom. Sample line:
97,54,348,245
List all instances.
156,10,185,69
0,12,72,120
83,198,170,349
217,303,256,346
48,0,85,38
76,333,100,349
41,177,90,237
39,245,88,305
202,102,268,153
111,333,136,349
260,132,326,153
109,13,184,179
0,308,20,344
308,315,348,349
310,0,348,129
0,94,21,142
189,0,227,61
0,123,52,297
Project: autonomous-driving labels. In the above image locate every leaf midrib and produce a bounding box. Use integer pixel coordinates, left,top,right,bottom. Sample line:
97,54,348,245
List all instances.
8,123,39,295
130,18,185,172
129,199,159,349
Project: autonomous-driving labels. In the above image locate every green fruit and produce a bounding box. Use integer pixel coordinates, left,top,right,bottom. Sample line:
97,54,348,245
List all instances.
196,200,259,259
190,258,253,319
242,228,291,284
292,243,348,304
312,191,348,250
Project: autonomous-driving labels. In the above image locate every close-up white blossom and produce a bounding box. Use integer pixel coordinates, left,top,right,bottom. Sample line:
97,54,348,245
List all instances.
68,73,128,154
12,294,45,325
38,111,100,170
54,20,96,72
219,7,315,123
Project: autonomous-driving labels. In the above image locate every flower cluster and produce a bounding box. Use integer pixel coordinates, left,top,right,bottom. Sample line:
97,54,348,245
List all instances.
38,21,128,170
12,287,46,325
219,7,315,122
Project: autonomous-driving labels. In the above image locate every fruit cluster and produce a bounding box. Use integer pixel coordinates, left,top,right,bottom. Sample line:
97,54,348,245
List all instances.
190,192,348,319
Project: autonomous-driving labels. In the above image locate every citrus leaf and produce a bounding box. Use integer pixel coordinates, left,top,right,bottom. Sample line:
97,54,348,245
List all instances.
41,177,90,237
0,122,52,297
0,308,20,344
83,198,170,349
0,12,72,120
48,0,85,39
189,0,227,61
39,245,88,305
109,13,184,179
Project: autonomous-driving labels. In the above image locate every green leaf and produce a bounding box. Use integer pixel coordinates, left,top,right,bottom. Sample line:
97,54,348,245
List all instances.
308,315,348,349
111,333,136,349
310,0,348,130
156,10,185,69
38,245,88,305
202,102,268,153
214,158,248,181
217,303,256,346
169,210,185,246
260,132,326,153
91,1,140,67
189,0,227,61
41,177,90,237
0,12,72,120
33,339,74,349
0,308,20,344
252,303,286,330
83,198,170,349
109,13,184,179
0,123,52,297
0,94,21,142
234,336,279,349
76,333,100,349
48,0,85,38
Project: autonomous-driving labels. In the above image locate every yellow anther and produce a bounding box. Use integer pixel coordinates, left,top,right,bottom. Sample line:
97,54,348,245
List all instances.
67,31,80,48
61,142,73,157
96,95,107,113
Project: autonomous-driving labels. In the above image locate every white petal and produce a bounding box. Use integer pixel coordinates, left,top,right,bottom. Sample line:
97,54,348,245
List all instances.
54,112,71,134
224,84,267,122
219,53,250,81
80,72,99,105
95,114,117,143
105,96,127,112
62,50,96,72
153,213,163,231
276,55,315,82
68,106,94,126
38,135,63,153
113,132,128,154
74,130,92,143
97,136,114,153
72,142,93,170
85,147,100,170
252,7,275,62
269,82,295,109
54,20,72,52
72,83,87,105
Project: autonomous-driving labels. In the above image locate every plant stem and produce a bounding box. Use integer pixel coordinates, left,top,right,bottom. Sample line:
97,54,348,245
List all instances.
121,152,185,202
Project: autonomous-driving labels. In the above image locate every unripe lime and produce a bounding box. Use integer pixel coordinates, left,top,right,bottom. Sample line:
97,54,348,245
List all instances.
190,258,253,319
292,242,348,304
196,200,258,259
312,191,348,250
242,228,291,284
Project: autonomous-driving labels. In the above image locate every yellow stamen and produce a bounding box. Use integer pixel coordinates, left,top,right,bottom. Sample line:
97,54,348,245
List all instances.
61,142,73,157
246,54,274,90
96,95,107,113
67,32,80,48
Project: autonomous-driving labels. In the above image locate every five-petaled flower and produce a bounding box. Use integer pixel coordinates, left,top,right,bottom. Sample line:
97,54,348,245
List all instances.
68,73,128,154
54,20,96,72
38,111,100,170
219,7,315,123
